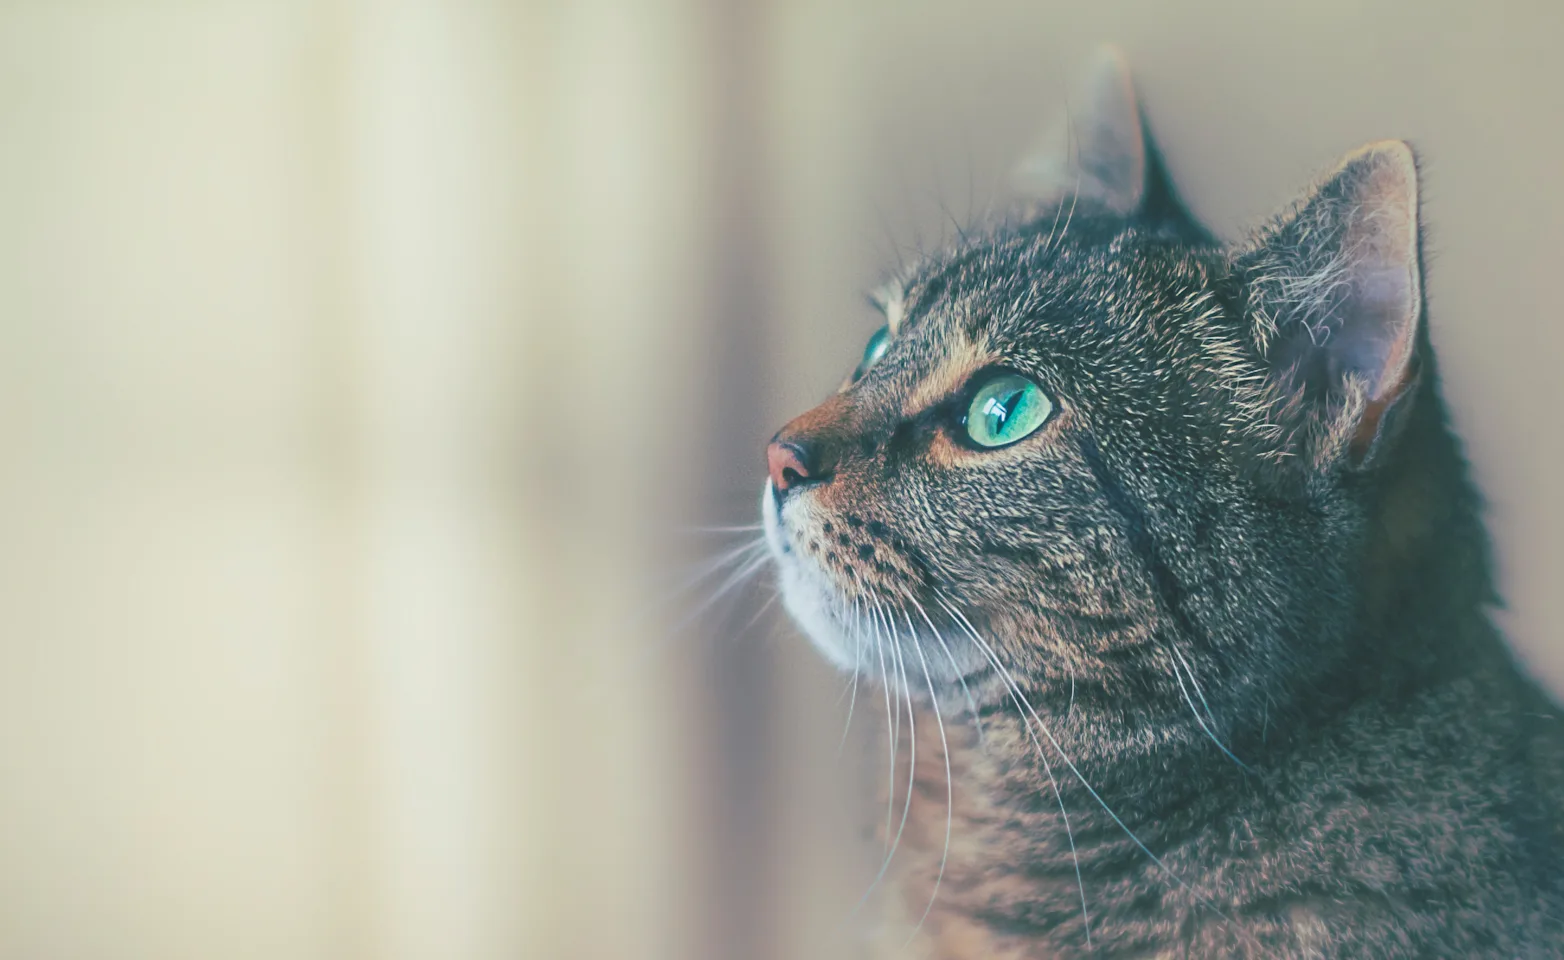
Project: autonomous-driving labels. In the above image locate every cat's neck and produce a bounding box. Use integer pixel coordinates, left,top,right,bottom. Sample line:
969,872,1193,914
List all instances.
877,373,1521,955
1343,367,1502,693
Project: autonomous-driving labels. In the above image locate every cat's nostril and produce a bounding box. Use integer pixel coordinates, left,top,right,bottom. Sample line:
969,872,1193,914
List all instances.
767,440,831,496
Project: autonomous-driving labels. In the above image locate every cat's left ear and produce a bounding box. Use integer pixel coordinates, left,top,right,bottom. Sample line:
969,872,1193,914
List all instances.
1236,140,1424,472
1011,45,1148,216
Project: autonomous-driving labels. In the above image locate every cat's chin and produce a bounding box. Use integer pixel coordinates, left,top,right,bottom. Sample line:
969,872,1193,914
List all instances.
760,481,991,696
760,480,861,673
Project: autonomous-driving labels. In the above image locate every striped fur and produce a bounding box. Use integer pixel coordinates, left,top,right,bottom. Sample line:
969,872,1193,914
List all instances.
762,50,1563,958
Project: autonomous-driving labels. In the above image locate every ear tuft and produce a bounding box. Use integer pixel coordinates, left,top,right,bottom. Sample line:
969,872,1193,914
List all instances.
1011,44,1147,216
1238,140,1423,470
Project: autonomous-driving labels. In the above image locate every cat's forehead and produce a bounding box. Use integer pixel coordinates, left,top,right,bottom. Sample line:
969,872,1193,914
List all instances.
880,217,1203,348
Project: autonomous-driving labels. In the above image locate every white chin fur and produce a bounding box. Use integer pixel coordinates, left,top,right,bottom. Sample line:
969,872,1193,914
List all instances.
761,480,858,672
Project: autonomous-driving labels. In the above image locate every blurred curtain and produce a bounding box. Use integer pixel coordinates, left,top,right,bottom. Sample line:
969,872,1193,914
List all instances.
0,2,746,958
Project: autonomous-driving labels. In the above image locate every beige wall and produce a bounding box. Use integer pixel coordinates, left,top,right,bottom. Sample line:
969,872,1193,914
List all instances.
0,2,1558,959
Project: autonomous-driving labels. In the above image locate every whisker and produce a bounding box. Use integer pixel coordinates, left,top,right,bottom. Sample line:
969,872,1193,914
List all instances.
838,599,865,755
934,591,1253,944
1051,100,1083,254
853,601,919,916
931,590,1091,949
673,542,773,634
1034,101,1078,257
870,600,897,856
900,604,953,947
963,119,977,241
1170,644,1219,729
663,537,768,603
1169,645,1249,771
673,523,766,536
834,600,861,706
889,604,920,893
871,199,909,276
937,189,970,248
730,588,779,637
907,595,985,744
888,606,913,844
1053,168,1081,255
623,538,771,673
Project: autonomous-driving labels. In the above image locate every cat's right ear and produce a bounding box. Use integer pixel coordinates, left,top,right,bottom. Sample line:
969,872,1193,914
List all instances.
1010,45,1147,216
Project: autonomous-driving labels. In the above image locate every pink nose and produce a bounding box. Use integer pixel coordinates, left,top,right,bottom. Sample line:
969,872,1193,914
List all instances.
767,397,849,499
767,441,814,494
767,438,838,496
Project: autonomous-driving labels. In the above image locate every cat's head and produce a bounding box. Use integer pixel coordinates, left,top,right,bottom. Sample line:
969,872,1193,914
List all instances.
761,48,1425,729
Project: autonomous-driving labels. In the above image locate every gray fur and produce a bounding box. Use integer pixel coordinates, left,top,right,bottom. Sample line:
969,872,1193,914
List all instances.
762,50,1564,958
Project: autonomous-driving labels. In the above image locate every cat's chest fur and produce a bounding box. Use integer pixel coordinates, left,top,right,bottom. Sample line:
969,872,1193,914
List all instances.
869,666,1564,959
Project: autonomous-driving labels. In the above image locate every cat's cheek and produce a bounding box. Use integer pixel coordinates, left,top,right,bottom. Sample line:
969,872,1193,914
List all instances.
924,431,979,470
923,430,1036,471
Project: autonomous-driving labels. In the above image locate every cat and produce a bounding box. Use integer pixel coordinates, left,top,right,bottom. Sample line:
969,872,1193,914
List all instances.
760,46,1564,958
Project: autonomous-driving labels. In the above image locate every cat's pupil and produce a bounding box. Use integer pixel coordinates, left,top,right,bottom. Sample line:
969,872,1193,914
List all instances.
988,391,1022,432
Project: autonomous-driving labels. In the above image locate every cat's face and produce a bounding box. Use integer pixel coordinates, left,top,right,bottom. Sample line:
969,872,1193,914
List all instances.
761,61,1424,727
763,218,1263,707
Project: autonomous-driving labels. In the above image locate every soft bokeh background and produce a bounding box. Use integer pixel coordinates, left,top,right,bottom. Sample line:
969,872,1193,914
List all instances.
1,2,1560,958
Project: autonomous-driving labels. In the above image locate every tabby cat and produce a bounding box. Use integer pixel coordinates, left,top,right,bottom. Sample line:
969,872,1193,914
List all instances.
760,47,1564,958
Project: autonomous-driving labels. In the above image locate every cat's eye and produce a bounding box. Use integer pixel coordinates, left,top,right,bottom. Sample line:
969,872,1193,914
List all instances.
854,325,891,379
962,372,1053,448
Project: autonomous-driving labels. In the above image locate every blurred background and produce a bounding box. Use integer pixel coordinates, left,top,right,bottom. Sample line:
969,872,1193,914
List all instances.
1,2,1561,958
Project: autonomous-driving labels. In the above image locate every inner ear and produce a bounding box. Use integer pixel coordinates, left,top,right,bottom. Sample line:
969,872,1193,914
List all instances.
1333,147,1421,402
1241,140,1423,467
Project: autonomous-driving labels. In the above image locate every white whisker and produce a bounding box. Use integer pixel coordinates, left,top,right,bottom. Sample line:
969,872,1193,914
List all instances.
870,600,897,855
935,590,1250,942
676,523,765,535
1169,645,1248,771
901,604,952,947
931,590,1091,948
676,544,773,631
853,601,918,915
628,537,771,671
908,595,985,743
1034,101,1082,259
731,588,779,637
678,537,769,591
838,599,865,755
1050,103,1083,254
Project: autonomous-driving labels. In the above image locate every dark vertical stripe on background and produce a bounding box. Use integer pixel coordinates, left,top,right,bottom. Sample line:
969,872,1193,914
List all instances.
697,2,777,959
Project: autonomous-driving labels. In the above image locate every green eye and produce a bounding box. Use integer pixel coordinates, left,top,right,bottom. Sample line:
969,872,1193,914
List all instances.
855,325,890,378
963,372,1053,448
